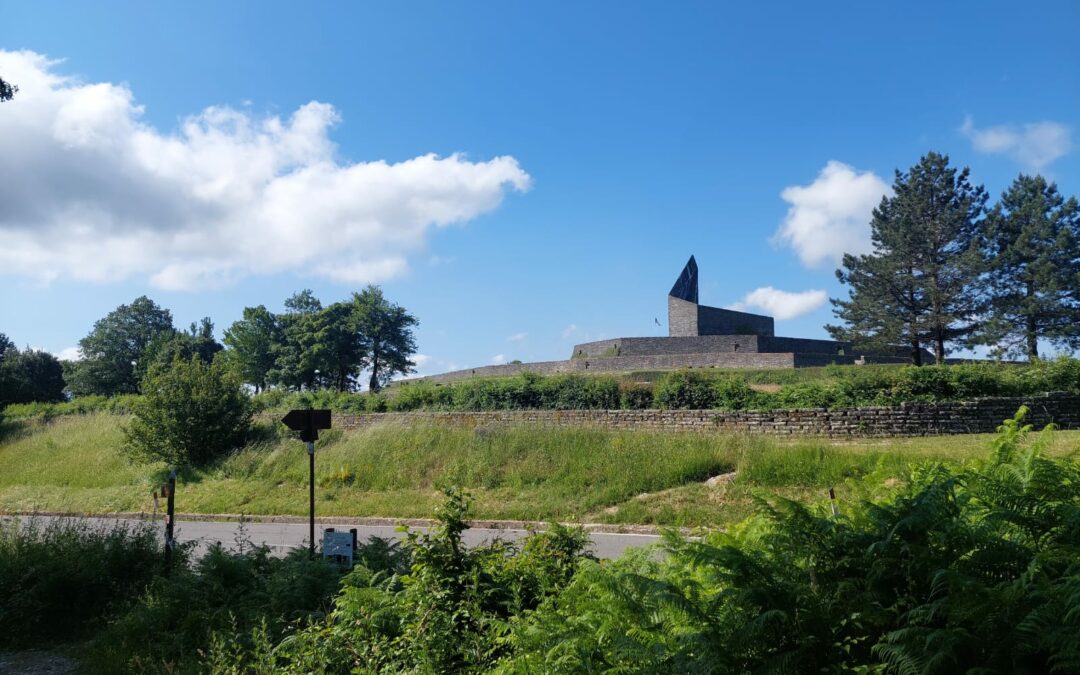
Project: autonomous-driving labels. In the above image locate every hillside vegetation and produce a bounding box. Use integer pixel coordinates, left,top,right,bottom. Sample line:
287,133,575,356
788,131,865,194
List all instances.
3,411,1079,673
1,411,1077,526
269,358,1080,413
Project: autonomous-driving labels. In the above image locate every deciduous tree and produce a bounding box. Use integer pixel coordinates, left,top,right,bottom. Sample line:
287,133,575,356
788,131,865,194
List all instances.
72,296,175,395
223,306,281,393
124,355,252,467
351,285,418,391
0,348,66,405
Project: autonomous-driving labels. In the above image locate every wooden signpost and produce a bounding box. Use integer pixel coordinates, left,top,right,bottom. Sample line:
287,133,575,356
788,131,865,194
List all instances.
281,409,332,558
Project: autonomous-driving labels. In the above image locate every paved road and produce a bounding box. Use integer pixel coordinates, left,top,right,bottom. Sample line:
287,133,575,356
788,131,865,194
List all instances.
18,515,663,560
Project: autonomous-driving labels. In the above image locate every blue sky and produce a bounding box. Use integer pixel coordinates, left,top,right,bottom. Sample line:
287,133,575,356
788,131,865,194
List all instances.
1,2,1078,374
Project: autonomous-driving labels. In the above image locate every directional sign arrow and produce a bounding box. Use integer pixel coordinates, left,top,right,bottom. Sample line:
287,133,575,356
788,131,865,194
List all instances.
282,409,332,442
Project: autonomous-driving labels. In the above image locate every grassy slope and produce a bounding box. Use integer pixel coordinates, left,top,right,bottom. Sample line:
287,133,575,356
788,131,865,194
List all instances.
1,413,1075,527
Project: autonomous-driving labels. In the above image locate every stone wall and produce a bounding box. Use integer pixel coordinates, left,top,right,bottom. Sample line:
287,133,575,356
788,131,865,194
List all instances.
697,303,774,337
667,296,700,337
666,296,775,337
333,392,1079,437
573,336,763,358
760,336,851,355
400,351,797,384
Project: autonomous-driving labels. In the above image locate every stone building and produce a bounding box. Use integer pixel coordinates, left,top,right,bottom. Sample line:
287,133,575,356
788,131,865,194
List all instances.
404,256,926,384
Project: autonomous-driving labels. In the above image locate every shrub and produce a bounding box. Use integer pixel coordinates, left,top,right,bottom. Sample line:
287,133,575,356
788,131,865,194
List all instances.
0,518,164,647
537,374,620,409
889,365,956,401
124,355,253,467
88,540,343,673
712,377,759,410
388,380,453,411
619,382,654,409
771,381,844,409
654,370,718,409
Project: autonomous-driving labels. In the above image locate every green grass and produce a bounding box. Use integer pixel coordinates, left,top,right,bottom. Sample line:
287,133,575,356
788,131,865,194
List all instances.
1,412,1076,527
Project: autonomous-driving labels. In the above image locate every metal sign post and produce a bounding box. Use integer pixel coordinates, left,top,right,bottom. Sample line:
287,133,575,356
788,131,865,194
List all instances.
164,470,176,574
308,440,316,558
282,409,332,559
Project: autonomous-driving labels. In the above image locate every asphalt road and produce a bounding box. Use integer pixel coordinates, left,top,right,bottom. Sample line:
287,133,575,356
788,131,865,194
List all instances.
18,515,663,560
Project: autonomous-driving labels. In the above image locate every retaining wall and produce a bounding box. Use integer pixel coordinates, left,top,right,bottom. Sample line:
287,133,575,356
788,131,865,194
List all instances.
331,392,1079,437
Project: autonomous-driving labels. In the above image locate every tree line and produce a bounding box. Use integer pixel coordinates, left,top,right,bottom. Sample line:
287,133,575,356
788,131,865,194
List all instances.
829,152,1080,363
0,285,418,407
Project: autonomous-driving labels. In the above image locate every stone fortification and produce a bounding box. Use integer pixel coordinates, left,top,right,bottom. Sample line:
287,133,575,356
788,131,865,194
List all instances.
336,392,1079,438
406,255,930,384
667,256,775,337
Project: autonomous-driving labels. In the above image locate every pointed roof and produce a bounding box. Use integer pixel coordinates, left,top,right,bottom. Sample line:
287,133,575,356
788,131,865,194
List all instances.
668,255,698,304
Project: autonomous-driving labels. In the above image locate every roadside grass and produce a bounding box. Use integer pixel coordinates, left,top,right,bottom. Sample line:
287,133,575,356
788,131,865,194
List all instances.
1,412,1076,527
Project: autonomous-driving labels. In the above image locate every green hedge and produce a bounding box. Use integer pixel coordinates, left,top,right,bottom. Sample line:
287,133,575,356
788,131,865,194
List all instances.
5,358,1079,418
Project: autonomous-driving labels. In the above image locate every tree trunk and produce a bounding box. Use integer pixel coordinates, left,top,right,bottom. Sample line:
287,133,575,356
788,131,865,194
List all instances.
934,333,945,365
1027,315,1038,360
368,352,380,392
910,333,923,366
1026,282,1038,360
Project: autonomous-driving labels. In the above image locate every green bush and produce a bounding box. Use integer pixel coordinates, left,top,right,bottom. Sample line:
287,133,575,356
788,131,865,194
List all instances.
0,518,164,647
771,381,845,409
711,377,759,410
124,356,253,467
257,488,594,674
89,542,342,673
654,370,718,409
388,380,454,411
618,382,654,409
537,374,620,409
1,393,141,420
889,365,957,401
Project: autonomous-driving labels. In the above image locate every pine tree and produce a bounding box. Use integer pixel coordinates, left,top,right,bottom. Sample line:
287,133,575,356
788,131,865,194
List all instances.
979,175,1080,359
828,153,987,363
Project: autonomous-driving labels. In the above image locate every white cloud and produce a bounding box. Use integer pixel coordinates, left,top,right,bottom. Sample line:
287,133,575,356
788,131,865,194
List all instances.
729,287,827,320
961,115,1072,170
55,346,82,361
561,324,578,339
773,161,891,267
412,354,432,367
506,332,527,342
0,50,532,289
491,354,507,365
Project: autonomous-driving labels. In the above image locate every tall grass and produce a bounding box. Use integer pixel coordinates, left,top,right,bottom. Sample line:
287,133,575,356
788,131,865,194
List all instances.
2,412,1077,526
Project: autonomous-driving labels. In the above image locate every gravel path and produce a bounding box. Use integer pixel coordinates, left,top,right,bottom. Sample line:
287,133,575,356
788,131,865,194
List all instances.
0,651,78,675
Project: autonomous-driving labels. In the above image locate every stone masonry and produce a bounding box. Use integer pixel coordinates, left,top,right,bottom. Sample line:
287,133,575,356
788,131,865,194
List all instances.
402,255,934,385
332,392,1080,438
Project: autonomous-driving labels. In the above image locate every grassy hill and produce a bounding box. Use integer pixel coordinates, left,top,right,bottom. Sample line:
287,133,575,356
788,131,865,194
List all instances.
2,412,1076,527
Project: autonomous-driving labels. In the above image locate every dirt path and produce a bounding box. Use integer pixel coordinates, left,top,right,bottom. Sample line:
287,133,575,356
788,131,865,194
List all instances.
0,651,78,674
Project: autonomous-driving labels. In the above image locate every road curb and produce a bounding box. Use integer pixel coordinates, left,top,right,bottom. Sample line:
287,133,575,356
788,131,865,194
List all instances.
0,510,696,536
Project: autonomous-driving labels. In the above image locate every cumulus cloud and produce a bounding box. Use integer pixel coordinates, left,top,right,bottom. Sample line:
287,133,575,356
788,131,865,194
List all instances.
773,161,891,267
561,324,578,339
729,287,827,320
0,50,531,289
491,354,507,365
411,354,432,367
55,346,82,361
961,115,1072,170
506,332,527,342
